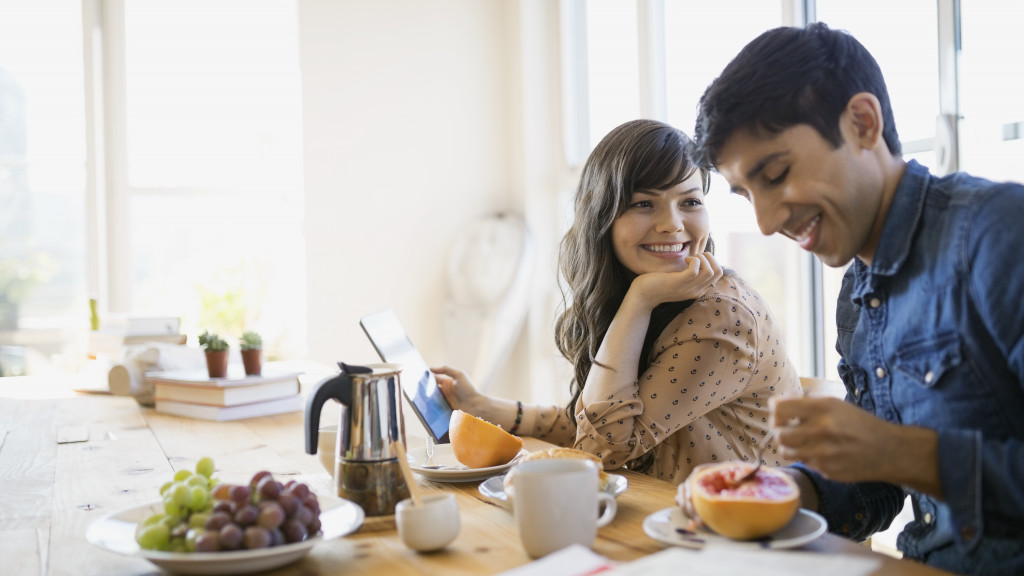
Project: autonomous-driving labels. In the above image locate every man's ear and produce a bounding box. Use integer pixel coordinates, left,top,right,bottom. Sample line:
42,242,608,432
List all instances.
845,92,884,149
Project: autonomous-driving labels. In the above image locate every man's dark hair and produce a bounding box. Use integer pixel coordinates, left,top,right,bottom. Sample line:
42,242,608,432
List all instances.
692,22,901,169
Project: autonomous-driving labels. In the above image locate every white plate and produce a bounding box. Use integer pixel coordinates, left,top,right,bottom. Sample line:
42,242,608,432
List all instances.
86,495,364,575
407,444,526,482
643,507,827,550
478,472,629,509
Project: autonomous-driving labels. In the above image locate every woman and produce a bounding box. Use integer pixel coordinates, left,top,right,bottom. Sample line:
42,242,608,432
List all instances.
434,119,800,483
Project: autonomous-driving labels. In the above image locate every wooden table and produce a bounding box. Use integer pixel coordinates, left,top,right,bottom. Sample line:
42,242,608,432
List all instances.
0,379,953,576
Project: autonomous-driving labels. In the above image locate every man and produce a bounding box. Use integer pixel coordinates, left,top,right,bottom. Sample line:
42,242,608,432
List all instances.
689,22,1024,575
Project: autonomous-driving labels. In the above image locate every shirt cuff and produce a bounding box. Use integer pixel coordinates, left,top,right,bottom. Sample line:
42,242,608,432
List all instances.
936,427,983,549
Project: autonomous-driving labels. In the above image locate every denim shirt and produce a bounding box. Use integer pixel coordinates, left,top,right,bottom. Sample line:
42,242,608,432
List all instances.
800,160,1024,575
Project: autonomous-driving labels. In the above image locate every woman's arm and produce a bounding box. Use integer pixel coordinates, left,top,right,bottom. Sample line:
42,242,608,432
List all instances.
576,281,774,469
433,365,577,446
580,252,722,408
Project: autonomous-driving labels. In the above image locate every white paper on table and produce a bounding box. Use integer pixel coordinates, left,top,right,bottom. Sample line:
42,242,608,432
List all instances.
496,544,618,576
605,546,881,576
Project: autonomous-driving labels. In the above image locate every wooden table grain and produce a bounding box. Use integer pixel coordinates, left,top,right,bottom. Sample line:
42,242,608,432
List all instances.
0,380,953,576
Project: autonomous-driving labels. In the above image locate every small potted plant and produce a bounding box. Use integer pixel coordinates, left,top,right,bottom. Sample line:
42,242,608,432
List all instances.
239,330,263,376
198,330,229,378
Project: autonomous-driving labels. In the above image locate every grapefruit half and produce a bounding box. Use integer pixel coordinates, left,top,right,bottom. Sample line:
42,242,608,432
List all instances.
449,409,523,469
688,461,800,540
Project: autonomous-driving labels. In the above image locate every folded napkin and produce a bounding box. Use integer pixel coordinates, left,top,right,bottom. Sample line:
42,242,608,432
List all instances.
108,343,207,405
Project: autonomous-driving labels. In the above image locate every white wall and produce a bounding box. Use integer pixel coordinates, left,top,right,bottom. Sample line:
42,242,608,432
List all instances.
298,0,574,417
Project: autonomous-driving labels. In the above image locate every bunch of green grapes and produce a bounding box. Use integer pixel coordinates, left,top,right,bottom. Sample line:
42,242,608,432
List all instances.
135,456,218,552
135,458,321,553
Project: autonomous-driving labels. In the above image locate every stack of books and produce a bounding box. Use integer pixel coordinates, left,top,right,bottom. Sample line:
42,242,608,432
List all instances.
147,368,304,422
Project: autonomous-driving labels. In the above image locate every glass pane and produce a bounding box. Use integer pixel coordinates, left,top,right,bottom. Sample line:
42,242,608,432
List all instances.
124,0,306,358
125,0,303,194
958,2,1024,184
664,1,782,138
816,0,939,153
814,0,937,380
0,1,87,375
586,0,640,151
663,3,814,375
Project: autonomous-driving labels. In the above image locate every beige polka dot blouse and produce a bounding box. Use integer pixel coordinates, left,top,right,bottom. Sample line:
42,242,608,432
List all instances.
517,270,801,485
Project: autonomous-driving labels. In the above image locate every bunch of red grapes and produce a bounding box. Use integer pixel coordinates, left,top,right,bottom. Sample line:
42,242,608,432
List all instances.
195,471,322,551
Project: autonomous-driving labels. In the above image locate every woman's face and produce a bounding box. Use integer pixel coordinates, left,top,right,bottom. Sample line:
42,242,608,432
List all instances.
611,172,710,276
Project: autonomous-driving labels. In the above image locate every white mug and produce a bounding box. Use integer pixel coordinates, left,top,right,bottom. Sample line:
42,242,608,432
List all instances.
512,458,617,558
396,493,460,552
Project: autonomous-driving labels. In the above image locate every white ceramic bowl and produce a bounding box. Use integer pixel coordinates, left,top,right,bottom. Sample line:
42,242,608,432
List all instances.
396,493,460,552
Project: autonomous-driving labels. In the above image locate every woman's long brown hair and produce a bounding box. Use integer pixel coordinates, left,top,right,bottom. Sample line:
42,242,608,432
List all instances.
554,119,712,470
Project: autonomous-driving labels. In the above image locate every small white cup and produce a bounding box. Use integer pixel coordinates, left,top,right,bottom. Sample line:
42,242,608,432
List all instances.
512,458,617,558
318,425,338,476
396,493,461,552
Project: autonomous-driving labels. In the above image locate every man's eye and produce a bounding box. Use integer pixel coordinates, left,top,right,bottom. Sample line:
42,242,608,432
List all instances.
767,167,790,186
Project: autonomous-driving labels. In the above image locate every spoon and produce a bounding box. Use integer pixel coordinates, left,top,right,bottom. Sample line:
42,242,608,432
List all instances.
420,436,442,469
732,429,777,486
394,441,424,506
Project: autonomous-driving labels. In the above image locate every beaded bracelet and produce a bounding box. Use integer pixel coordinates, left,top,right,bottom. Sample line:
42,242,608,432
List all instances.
509,400,523,435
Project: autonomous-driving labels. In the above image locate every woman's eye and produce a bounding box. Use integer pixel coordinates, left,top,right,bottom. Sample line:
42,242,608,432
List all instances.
766,167,790,186
629,200,652,208
681,198,703,207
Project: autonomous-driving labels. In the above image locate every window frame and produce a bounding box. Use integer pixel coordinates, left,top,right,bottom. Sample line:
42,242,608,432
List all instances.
559,0,962,379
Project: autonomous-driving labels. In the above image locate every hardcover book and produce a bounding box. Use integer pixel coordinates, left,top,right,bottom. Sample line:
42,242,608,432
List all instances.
154,394,304,422
144,368,303,388
153,378,299,406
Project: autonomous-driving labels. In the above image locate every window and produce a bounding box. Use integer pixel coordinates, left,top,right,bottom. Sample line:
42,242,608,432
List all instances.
0,0,306,376
119,0,307,359
566,1,815,375
958,2,1024,183
0,1,87,375
815,0,939,380
663,1,817,376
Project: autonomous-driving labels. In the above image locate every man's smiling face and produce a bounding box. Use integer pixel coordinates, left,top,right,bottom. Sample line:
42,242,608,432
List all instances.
713,119,888,268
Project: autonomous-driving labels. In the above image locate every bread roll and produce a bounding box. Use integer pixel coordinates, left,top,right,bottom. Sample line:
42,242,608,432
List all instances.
502,447,610,498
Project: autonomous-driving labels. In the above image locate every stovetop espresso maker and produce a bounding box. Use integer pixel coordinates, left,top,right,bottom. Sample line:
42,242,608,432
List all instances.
305,362,410,516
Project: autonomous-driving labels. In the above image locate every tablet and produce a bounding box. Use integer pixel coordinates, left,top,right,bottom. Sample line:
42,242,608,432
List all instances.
359,309,452,443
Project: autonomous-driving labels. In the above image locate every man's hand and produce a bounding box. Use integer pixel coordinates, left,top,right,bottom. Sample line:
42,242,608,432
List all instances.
772,396,942,497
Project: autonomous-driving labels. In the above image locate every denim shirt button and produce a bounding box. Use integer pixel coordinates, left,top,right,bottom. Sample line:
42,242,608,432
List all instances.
961,525,976,540
869,297,881,308
875,367,886,378
924,513,933,524
924,370,934,384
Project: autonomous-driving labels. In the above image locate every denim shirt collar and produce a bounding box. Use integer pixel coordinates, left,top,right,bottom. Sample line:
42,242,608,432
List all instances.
849,160,931,301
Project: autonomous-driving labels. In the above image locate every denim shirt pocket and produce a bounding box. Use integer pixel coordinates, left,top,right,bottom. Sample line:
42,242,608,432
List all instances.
893,330,962,388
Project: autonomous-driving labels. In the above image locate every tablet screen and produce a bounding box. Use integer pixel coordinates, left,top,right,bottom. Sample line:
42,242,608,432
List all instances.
359,309,452,443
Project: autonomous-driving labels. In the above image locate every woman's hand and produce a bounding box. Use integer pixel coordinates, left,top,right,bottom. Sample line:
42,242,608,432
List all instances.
432,365,484,413
433,365,521,430
629,242,723,309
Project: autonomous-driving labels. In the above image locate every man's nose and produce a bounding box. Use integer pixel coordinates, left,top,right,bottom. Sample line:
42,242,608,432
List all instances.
751,195,786,237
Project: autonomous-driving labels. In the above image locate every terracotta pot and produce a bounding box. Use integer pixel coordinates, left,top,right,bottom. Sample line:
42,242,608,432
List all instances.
241,349,262,376
205,350,230,379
